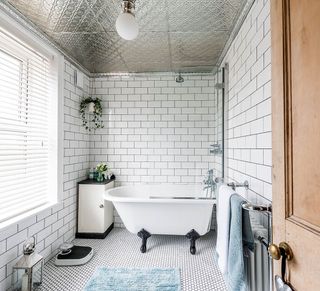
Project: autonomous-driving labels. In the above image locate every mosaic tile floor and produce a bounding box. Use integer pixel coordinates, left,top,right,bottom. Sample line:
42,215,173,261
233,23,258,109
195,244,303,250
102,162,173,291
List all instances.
40,228,227,291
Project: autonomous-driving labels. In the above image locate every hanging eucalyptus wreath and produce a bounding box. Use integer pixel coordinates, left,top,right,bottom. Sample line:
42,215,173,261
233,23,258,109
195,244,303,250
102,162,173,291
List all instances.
80,97,104,131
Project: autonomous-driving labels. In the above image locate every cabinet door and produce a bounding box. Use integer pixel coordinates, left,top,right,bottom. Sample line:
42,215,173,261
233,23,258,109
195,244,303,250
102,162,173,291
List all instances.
78,185,104,233
104,181,115,230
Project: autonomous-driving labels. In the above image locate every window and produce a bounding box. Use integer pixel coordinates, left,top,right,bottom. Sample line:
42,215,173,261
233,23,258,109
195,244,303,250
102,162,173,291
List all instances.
0,23,63,224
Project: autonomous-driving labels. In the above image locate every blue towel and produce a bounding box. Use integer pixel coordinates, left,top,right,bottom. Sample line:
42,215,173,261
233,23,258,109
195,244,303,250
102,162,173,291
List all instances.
227,194,254,291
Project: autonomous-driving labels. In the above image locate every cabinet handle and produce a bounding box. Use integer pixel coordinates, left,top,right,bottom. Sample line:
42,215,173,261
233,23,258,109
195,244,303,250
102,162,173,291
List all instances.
99,204,104,208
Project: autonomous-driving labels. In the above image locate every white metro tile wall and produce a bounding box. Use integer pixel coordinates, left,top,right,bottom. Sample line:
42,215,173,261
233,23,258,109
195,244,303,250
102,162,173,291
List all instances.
0,61,90,290
90,74,216,185
220,0,272,202
89,74,217,227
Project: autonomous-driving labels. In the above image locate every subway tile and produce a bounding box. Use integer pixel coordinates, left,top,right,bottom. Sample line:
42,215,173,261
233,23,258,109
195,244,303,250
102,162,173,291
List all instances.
0,240,6,255
251,149,264,164
0,246,17,268
128,81,141,87
257,98,271,118
257,132,272,148
154,80,167,87
45,213,58,228
263,149,272,166
135,87,148,94
141,80,154,87
0,224,18,239
6,229,28,250
257,165,272,183
0,265,5,282
257,64,271,88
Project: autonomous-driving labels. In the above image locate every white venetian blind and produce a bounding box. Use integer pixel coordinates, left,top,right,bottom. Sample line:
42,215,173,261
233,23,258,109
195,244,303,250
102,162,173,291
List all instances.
0,28,51,223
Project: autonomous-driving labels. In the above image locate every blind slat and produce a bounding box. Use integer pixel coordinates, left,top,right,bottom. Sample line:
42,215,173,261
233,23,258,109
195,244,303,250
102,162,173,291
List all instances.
0,196,48,222
0,185,47,205
0,169,49,184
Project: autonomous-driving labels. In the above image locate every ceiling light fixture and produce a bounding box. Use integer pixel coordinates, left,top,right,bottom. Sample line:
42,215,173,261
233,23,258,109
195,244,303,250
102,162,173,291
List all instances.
116,0,139,41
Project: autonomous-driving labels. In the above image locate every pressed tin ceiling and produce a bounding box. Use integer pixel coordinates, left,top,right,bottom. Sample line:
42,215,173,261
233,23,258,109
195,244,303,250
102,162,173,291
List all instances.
4,0,248,74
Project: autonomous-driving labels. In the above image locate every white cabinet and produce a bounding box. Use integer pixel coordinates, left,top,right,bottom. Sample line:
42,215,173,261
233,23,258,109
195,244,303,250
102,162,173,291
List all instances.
77,179,114,238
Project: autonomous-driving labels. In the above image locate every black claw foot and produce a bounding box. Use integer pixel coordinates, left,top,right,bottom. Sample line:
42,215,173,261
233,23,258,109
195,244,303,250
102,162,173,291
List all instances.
186,229,200,255
137,229,151,253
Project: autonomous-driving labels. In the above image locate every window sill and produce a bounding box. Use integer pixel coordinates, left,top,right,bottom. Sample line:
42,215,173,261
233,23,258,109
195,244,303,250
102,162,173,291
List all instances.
0,201,59,231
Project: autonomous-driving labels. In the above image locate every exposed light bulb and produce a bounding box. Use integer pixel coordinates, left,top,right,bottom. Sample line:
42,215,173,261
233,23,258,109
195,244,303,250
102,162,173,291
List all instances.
116,12,139,40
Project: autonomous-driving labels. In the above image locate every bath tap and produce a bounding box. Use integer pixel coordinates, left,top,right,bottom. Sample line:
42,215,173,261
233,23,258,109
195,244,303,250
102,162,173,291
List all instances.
203,169,214,185
203,169,216,198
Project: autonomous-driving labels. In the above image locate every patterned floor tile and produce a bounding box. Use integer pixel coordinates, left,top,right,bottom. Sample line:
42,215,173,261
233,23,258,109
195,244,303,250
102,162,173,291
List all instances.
40,228,227,291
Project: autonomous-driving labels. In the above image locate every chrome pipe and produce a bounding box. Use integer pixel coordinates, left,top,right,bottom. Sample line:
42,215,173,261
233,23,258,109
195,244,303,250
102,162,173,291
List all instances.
227,180,249,191
242,202,272,213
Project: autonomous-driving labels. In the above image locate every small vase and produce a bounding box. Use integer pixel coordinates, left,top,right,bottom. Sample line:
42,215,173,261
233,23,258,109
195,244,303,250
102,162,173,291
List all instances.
96,172,104,182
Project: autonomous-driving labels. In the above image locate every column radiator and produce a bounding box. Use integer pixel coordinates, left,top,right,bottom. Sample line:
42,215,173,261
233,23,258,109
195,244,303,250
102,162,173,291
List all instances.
245,227,272,291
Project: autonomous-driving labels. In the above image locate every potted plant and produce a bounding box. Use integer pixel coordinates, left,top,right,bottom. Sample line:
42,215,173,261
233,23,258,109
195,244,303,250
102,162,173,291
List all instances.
96,163,108,182
80,97,104,131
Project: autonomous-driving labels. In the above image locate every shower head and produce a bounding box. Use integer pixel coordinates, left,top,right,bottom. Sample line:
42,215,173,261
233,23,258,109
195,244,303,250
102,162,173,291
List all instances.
175,73,184,83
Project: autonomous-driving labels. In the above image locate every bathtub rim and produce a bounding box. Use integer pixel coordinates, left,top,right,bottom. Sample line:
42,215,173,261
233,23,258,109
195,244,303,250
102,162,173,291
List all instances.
104,184,216,204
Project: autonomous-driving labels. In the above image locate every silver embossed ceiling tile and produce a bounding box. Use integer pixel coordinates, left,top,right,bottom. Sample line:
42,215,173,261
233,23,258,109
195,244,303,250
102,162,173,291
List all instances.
5,0,248,73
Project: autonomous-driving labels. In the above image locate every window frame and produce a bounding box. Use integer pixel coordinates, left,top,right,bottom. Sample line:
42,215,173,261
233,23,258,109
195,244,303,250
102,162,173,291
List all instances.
0,9,64,229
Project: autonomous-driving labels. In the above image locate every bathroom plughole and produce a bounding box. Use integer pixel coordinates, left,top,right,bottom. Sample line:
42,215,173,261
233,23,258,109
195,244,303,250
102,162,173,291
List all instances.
0,0,320,290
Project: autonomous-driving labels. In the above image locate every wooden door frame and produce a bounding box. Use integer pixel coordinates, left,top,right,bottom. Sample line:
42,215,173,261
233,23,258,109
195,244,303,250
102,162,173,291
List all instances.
271,0,287,249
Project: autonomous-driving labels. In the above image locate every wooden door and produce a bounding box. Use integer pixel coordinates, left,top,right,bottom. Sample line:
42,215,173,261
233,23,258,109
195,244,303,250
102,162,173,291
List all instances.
272,0,320,289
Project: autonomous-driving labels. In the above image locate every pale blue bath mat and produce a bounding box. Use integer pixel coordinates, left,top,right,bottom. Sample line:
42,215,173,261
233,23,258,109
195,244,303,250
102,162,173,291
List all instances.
84,267,181,291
